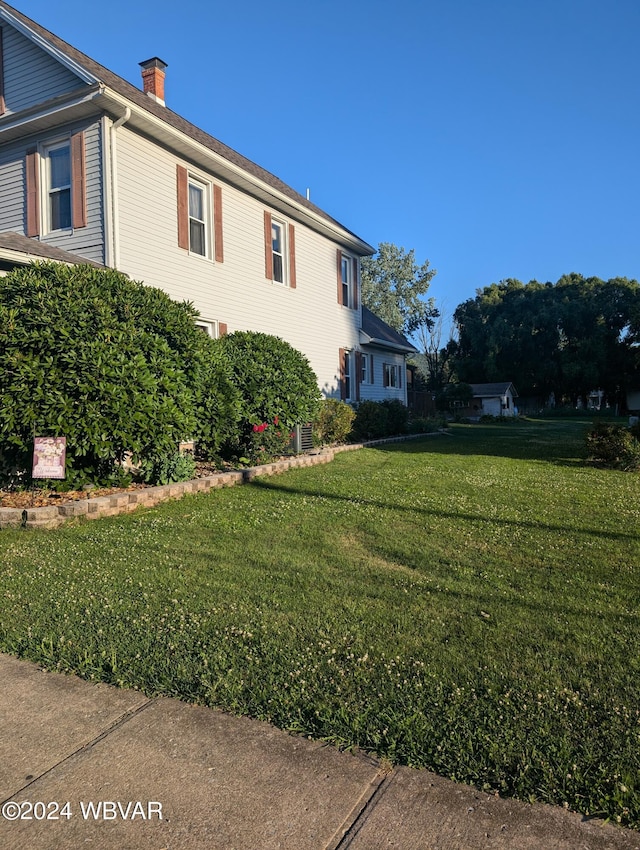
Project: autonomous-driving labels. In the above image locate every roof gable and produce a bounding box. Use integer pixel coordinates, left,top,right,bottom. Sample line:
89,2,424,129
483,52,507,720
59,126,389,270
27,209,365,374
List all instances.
0,1,373,254
360,306,417,354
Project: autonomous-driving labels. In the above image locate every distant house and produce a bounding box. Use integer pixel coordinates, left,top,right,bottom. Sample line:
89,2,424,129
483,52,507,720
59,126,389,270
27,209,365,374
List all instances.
0,1,410,405
627,390,640,414
464,382,519,418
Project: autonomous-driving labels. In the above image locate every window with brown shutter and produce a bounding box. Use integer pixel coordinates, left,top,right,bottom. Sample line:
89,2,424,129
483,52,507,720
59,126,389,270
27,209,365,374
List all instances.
25,148,40,237
71,132,86,229
355,351,362,401
214,185,224,263
339,347,347,400
177,165,222,261
352,256,359,310
264,211,295,287
336,248,343,305
177,165,189,249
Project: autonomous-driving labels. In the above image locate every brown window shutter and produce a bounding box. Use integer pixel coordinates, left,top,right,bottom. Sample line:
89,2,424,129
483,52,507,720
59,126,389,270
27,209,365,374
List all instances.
370,355,374,384
398,364,402,389
336,248,343,305
213,185,224,263
176,165,188,249
339,348,346,400
355,352,362,401
352,257,359,310
0,29,6,115
218,322,228,337
70,132,87,229
25,148,40,237
383,363,389,388
264,211,273,280
288,223,296,288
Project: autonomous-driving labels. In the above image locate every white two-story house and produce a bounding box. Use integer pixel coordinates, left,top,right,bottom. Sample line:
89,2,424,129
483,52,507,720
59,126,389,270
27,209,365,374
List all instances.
0,1,414,405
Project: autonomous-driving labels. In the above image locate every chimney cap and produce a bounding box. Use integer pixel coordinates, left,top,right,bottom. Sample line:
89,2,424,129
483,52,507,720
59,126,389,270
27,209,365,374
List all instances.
139,57,168,71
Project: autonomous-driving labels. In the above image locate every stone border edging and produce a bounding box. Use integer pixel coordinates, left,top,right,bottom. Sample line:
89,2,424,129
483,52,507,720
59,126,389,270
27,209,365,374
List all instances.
0,432,442,530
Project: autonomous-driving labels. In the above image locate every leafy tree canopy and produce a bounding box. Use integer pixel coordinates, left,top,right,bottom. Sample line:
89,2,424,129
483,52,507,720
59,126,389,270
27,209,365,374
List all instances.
451,274,640,405
361,242,438,336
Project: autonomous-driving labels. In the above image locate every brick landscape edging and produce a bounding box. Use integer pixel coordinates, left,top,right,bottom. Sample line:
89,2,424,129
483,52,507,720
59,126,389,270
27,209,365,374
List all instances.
0,432,440,530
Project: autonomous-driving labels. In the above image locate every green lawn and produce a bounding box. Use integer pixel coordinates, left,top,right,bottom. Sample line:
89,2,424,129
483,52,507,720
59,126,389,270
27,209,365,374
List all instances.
1,418,639,826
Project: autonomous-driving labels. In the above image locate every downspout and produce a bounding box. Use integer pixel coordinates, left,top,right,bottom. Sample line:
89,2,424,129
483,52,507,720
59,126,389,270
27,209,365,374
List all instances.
106,106,131,270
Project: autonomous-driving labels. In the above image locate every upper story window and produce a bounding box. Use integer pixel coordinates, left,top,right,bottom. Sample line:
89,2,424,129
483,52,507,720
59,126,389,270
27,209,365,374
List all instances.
337,250,358,309
188,178,207,257
25,132,87,238
264,211,296,288
44,141,72,232
177,165,224,262
271,219,285,283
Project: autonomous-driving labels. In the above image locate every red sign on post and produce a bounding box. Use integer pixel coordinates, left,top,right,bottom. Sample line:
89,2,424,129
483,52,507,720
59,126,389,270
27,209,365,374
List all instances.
32,437,66,479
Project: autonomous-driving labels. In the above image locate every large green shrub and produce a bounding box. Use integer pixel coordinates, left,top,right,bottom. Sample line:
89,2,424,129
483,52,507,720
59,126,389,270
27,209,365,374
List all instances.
351,399,410,441
0,262,232,487
215,331,321,463
351,400,390,441
586,421,640,471
312,399,355,446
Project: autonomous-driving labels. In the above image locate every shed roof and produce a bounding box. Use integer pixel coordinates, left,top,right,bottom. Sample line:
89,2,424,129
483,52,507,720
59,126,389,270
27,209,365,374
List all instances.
470,382,518,398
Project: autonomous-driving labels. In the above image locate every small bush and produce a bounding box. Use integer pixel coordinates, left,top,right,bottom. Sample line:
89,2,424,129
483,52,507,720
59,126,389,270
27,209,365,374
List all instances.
313,399,355,446
216,331,321,464
586,422,640,471
381,399,409,435
409,415,445,434
351,401,390,441
137,451,196,486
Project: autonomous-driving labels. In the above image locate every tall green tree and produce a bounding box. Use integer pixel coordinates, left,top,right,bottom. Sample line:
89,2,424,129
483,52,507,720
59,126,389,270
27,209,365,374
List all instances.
452,274,640,406
361,242,438,336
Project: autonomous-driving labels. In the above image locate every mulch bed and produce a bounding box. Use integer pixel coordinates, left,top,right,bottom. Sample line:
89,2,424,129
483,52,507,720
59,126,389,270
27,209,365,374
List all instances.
0,461,224,509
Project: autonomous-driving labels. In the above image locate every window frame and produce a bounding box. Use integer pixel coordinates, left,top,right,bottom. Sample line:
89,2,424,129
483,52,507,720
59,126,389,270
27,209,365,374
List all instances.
41,139,72,234
384,363,401,390
195,319,227,339
271,217,286,284
187,174,210,259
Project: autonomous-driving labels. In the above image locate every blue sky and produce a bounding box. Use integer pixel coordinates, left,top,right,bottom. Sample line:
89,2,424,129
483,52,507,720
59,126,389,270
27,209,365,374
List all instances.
13,0,640,330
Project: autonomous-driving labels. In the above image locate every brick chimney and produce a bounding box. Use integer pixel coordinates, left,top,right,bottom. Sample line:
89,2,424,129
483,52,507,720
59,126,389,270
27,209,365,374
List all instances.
139,57,167,106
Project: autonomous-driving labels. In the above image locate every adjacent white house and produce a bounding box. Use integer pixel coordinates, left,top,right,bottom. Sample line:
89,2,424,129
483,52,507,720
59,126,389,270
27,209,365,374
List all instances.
0,1,413,405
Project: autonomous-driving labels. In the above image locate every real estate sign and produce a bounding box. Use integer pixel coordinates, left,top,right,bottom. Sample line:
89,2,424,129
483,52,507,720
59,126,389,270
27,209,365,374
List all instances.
32,437,66,479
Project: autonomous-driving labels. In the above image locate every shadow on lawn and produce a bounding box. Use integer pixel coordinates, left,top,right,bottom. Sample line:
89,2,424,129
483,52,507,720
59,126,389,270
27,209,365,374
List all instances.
250,477,638,545
362,420,594,468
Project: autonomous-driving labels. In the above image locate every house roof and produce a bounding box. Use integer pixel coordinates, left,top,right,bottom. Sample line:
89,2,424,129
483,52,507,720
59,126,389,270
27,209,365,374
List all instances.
0,231,104,268
360,306,417,354
0,1,374,255
470,382,518,398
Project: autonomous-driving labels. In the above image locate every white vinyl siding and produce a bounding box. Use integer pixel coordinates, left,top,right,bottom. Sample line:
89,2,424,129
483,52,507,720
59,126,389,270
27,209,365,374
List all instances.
1,23,84,116
114,126,361,397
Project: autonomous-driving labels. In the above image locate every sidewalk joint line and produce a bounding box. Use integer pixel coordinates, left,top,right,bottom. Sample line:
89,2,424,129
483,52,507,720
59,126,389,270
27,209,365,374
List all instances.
323,766,394,850
1,696,155,805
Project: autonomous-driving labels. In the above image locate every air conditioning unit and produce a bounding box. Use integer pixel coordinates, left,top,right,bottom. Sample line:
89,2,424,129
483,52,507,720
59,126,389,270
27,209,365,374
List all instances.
291,423,313,453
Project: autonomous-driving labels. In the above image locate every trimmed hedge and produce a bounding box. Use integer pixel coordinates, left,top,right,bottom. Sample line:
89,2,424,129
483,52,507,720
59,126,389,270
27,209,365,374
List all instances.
0,263,236,487
215,331,321,464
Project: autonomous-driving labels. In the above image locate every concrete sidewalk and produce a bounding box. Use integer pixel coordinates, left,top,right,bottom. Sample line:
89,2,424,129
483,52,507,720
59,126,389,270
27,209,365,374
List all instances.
0,654,637,850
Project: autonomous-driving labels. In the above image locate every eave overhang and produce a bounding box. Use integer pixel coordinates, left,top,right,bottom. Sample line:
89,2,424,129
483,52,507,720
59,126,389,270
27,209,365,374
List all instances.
1,80,374,255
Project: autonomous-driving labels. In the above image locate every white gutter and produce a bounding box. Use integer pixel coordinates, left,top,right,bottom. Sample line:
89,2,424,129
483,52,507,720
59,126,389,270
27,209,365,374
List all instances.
106,106,131,270
0,86,102,136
